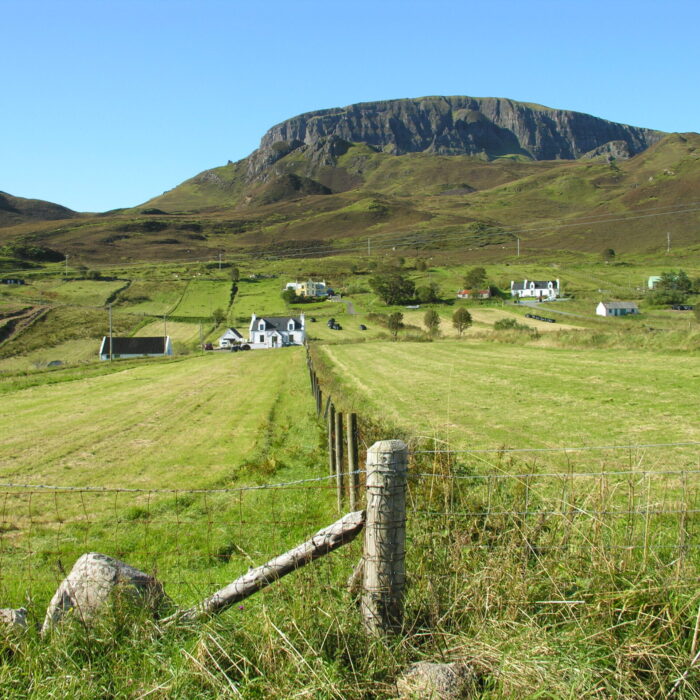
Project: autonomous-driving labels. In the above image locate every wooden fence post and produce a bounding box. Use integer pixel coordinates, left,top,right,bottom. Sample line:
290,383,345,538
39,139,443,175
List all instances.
361,439,407,635
347,413,359,510
327,403,336,476
335,410,344,511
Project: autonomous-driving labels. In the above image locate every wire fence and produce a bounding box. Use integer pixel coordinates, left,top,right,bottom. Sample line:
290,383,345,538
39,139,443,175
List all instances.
0,441,697,621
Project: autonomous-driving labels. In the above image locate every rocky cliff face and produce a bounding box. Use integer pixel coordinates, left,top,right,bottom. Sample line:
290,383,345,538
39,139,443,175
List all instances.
246,96,663,179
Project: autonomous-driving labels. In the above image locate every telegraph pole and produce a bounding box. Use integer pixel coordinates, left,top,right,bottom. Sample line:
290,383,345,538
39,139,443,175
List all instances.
108,304,113,362
367,237,371,257
667,232,671,253
516,236,520,257
64,254,69,277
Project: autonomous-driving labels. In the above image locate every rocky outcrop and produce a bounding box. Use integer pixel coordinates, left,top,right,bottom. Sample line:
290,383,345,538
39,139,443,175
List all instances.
246,96,663,179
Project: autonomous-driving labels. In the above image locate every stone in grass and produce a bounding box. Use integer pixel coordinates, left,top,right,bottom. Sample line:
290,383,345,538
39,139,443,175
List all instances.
396,661,478,699
42,552,168,633
0,608,27,630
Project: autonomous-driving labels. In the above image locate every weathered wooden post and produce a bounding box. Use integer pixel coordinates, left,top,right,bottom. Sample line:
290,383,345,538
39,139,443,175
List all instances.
347,413,359,509
316,386,323,418
361,439,407,635
335,410,344,511
327,403,336,476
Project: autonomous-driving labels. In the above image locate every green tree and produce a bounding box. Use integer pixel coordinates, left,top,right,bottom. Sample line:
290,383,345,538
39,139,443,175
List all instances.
230,266,240,283
387,312,404,340
452,307,472,336
423,309,441,336
657,270,692,293
463,266,487,290
370,271,415,305
281,288,297,305
416,282,440,303
212,307,226,325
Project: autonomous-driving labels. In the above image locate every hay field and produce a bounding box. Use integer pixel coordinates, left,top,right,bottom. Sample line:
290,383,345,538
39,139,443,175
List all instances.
317,341,699,453
0,349,311,490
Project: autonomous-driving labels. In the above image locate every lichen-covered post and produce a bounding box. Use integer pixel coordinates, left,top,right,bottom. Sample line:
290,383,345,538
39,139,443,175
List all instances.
327,403,336,476
361,439,407,635
347,413,359,510
334,410,344,511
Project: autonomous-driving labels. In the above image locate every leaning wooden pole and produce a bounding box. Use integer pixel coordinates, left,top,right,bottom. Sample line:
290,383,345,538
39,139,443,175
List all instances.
361,440,407,635
170,511,365,623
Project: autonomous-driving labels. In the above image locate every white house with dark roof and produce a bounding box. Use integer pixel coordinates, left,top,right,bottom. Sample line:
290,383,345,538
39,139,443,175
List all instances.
596,301,640,317
99,336,172,360
510,279,560,300
218,327,245,348
248,313,305,349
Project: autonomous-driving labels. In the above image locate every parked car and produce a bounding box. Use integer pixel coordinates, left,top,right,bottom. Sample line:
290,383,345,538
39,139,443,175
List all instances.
203,342,214,351
241,344,251,350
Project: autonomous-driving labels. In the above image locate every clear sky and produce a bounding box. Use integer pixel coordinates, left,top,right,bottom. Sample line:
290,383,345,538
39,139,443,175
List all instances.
2,0,698,212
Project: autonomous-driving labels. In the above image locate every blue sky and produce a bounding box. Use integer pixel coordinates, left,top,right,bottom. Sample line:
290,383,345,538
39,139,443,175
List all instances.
2,0,698,212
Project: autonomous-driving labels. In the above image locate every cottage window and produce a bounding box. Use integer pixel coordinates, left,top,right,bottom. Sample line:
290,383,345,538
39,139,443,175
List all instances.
258,321,265,330
259,334,265,342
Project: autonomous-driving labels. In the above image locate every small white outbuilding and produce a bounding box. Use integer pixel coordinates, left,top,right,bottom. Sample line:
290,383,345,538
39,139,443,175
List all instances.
596,301,639,317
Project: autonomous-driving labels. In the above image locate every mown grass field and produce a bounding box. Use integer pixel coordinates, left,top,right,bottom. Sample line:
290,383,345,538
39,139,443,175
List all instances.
170,279,233,317
315,341,700,454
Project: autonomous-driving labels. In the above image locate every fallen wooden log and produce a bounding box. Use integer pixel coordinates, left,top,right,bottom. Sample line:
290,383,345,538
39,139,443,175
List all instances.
167,509,365,623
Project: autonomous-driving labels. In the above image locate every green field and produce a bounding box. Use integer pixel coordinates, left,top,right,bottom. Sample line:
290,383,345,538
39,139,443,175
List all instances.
170,278,233,317
0,278,126,306
0,253,698,697
114,278,187,315
315,341,699,453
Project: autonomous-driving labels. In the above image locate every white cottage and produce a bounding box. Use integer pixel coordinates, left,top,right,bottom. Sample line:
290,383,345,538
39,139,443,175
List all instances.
248,313,305,349
596,301,639,317
510,279,560,299
218,327,245,348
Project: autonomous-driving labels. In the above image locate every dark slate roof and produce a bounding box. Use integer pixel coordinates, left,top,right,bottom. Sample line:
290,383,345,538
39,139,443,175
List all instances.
101,337,168,355
258,316,303,332
512,280,557,290
221,327,244,338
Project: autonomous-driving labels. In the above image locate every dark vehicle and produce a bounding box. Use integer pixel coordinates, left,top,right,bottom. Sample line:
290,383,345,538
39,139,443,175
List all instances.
327,318,336,327
672,304,694,311
203,342,214,351
332,323,342,330
229,345,240,352
359,324,367,331
241,344,251,350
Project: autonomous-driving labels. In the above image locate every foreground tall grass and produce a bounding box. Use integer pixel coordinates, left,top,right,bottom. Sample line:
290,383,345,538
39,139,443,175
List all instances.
1,446,699,698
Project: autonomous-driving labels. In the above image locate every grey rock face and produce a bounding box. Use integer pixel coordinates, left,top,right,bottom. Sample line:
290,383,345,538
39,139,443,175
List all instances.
246,96,663,179
396,661,479,699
